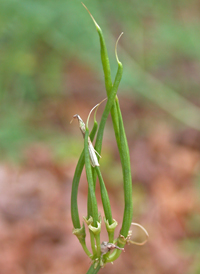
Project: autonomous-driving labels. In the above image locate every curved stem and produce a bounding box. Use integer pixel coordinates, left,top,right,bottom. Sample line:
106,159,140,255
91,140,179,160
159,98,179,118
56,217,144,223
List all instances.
80,239,92,258
115,97,133,238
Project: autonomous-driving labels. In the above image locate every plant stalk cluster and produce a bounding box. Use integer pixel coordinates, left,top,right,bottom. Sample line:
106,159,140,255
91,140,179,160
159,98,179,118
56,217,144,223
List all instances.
71,4,133,273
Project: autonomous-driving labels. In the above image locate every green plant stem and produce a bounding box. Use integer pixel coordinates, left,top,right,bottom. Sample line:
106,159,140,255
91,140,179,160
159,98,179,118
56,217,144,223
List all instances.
80,239,92,258
95,61,123,155
86,262,101,274
89,230,97,257
106,97,133,263
93,22,133,251
95,233,101,257
84,128,99,227
95,33,123,157
89,8,133,259
84,5,112,95
86,3,120,143
71,121,98,229
71,150,84,229
95,166,113,225
76,5,134,270
87,167,97,219
106,248,122,263
115,97,133,238
91,66,122,227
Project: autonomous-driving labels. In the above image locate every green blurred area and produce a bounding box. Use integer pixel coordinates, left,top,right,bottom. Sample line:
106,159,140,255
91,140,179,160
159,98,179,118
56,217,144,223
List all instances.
0,1,200,273
0,0,200,162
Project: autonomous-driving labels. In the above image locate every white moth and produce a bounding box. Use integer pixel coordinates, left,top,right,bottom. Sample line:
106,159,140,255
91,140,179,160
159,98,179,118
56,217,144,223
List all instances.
88,138,100,167
71,114,100,167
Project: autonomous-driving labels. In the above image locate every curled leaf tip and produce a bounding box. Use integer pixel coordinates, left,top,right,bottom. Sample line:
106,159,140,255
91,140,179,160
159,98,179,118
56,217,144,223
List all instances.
128,222,149,246
82,2,100,30
94,97,107,122
118,222,149,247
86,98,107,129
115,32,123,64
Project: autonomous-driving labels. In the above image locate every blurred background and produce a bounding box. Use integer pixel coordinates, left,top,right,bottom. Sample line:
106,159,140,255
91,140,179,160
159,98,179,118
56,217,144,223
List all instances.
0,0,200,273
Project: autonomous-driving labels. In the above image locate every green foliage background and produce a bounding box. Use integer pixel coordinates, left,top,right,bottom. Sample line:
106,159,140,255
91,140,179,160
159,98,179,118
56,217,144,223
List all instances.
1,0,200,161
